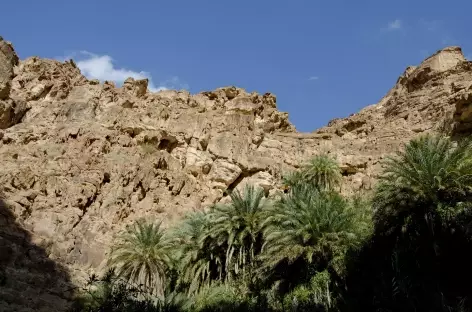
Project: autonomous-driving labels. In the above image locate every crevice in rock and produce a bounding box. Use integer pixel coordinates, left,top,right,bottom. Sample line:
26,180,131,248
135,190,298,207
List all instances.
35,84,53,100
341,165,366,177
170,179,185,196
200,137,209,151
158,138,178,153
225,174,245,194
84,137,99,147
134,181,146,201
226,169,267,195
18,202,32,219
154,156,168,170
71,191,98,231
253,135,265,149
102,172,111,184
2,137,13,144
162,176,171,187
343,120,367,132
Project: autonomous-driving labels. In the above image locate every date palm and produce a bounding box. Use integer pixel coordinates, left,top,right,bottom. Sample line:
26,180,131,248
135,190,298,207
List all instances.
354,134,472,311
282,170,306,189
260,183,364,277
207,185,269,281
107,219,172,296
302,154,342,191
374,134,472,233
169,211,225,294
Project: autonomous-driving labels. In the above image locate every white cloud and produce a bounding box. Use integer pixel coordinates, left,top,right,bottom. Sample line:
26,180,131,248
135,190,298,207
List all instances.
60,51,188,92
387,19,402,31
308,76,319,81
419,18,442,31
157,76,190,90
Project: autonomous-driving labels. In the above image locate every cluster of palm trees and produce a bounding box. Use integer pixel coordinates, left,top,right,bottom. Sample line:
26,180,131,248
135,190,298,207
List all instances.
73,134,472,312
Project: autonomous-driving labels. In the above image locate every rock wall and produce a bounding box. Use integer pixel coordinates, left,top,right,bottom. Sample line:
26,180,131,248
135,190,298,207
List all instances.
1,36,472,310
0,193,73,312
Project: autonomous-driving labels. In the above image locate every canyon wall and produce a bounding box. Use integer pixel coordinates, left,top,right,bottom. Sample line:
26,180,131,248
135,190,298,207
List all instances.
1,36,472,311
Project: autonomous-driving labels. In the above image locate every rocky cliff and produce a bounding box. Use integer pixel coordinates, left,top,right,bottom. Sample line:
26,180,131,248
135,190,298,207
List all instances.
1,36,472,311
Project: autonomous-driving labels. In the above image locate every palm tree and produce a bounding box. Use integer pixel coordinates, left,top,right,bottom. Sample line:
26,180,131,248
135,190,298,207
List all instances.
207,185,269,282
345,134,472,311
260,183,365,282
373,134,472,233
169,211,225,294
282,170,306,190
107,219,172,296
302,154,342,191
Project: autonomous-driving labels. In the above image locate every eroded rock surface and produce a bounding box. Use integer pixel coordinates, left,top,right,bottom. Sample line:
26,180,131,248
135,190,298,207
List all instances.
1,39,472,311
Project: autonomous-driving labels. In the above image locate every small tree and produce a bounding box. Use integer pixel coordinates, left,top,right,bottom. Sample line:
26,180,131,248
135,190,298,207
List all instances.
302,154,342,191
259,183,366,297
107,219,173,297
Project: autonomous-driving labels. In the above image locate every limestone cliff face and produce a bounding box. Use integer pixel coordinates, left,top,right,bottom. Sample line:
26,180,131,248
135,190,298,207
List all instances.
1,36,472,311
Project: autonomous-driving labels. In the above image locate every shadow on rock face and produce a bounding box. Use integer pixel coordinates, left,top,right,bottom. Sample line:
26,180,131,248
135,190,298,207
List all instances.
0,195,75,312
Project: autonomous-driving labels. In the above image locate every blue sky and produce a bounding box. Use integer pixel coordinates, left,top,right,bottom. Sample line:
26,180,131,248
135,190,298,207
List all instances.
1,0,471,132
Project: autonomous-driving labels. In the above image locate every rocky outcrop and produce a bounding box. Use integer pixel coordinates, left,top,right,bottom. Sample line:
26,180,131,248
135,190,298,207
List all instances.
1,38,472,310
0,36,18,100
0,36,26,130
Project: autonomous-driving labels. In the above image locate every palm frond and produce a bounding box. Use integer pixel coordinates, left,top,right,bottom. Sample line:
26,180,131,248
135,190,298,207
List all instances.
374,134,472,233
107,219,172,296
302,154,342,191
260,183,366,277
206,185,269,282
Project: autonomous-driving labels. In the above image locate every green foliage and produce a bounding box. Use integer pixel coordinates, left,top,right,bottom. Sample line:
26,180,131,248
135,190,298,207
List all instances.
283,270,332,311
282,170,306,189
302,154,342,191
348,192,373,240
374,134,472,221
206,185,268,281
282,154,342,193
342,134,472,311
70,269,189,312
191,282,255,312
107,219,173,296
372,134,472,262
260,183,365,278
167,185,270,295
168,210,224,294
